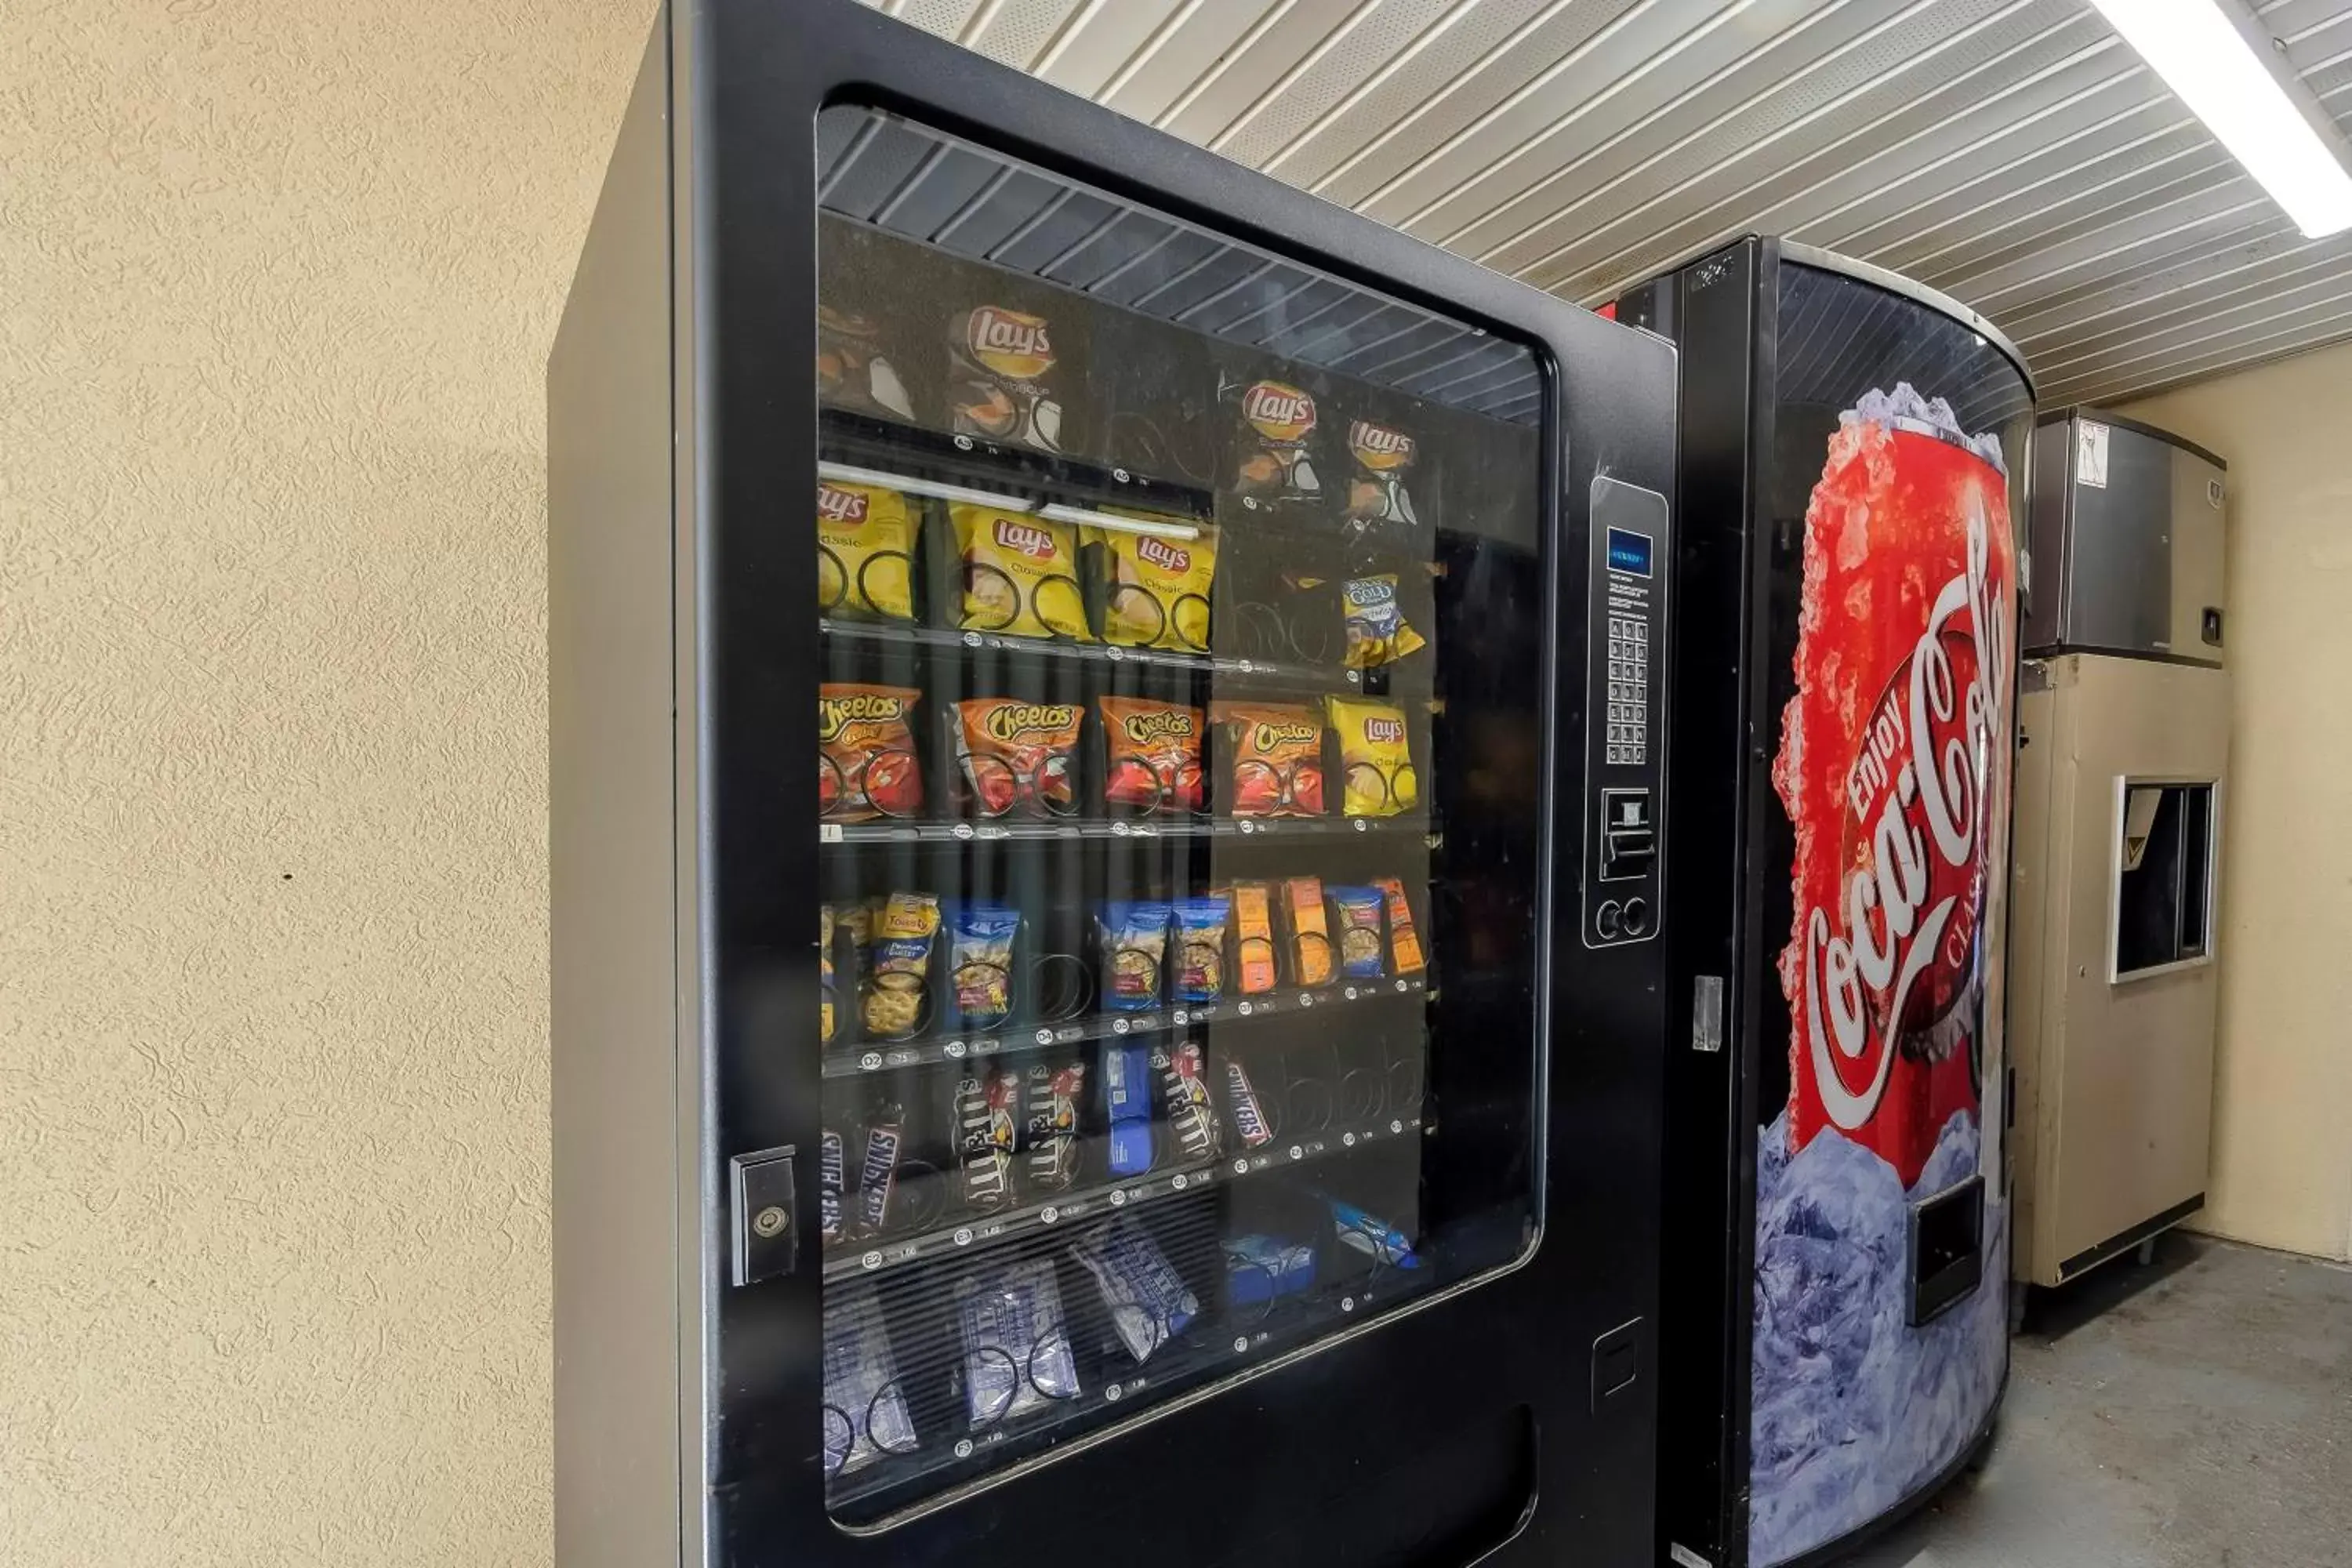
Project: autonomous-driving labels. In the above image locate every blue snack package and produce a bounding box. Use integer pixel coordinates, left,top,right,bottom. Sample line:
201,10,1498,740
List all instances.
1328,886,1387,979
1070,1216,1200,1363
1330,1199,1422,1269
946,903,1022,1029
1170,895,1232,1004
1223,1233,1317,1307
1104,1043,1154,1177
955,1258,1080,1428
1098,901,1172,1011
822,1283,917,1475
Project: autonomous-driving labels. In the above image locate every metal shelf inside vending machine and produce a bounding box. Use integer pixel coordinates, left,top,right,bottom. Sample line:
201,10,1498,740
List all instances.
816,615,1381,696
818,810,1438,848
825,972,1432,1078
822,1107,1428,1284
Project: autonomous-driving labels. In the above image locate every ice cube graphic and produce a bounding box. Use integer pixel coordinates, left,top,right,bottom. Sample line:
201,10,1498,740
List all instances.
1748,1109,2008,1567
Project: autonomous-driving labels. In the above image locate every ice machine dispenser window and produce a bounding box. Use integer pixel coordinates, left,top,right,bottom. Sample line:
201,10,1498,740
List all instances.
810,107,1551,1526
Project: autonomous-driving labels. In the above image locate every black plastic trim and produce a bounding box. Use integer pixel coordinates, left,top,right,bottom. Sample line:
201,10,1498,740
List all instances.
2058,1193,2208,1281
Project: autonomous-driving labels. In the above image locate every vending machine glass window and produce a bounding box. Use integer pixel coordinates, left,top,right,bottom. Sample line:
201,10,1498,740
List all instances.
810,107,1548,1527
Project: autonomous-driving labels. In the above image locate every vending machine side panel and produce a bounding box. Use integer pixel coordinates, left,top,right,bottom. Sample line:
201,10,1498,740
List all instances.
1638,238,1775,1568
550,19,699,1568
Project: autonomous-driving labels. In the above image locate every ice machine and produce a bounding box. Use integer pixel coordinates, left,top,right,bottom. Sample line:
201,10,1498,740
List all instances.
2007,412,2228,1290
550,4,1679,1566
1617,239,2034,1568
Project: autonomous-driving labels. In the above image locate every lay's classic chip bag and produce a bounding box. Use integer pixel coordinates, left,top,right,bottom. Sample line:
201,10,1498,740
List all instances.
1325,695,1418,818
950,504,1091,641
1092,517,1217,652
816,480,917,622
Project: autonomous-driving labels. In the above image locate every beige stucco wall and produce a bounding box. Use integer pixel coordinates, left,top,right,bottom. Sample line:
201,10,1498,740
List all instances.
2,2,649,1561
2121,340,2352,1264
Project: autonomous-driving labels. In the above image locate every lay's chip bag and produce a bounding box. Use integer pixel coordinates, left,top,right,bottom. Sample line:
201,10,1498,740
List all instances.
1091,517,1217,652
1344,416,1421,528
950,503,1091,641
949,304,1065,452
1325,695,1418,818
817,480,918,622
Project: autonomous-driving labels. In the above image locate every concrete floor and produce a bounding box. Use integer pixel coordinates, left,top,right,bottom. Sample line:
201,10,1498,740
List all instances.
1846,1233,2352,1568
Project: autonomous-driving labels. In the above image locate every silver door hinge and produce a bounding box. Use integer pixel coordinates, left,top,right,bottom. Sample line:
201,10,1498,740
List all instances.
1693,975,1725,1053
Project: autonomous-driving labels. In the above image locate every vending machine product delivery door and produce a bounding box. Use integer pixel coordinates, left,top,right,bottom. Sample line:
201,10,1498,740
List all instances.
1617,239,2034,1568
552,5,1677,1566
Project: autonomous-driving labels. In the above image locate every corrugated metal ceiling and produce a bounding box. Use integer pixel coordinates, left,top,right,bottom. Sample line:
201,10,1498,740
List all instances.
858,0,2352,405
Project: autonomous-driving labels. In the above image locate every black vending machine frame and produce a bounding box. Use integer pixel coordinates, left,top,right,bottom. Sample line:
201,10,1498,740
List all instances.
550,4,1679,1567
1615,237,2034,1568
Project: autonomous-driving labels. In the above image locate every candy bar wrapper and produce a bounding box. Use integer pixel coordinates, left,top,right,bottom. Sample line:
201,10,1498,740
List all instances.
1374,877,1427,975
1223,1059,1273,1149
1330,1199,1423,1269
820,1127,847,1243
955,1069,1021,1212
1070,1217,1200,1364
1104,1043,1155,1178
956,1258,1080,1428
856,1111,903,1234
1022,1060,1086,1195
823,1284,916,1475
1224,1234,1318,1308
1153,1040,1220,1163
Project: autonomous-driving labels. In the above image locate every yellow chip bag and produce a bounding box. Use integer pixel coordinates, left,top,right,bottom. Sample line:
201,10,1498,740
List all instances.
1093,517,1217,652
816,480,917,621
1326,695,1419,818
950,503,1091,641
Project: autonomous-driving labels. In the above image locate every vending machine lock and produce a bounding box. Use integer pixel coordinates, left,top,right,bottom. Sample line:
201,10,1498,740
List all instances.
730,1146,798,1287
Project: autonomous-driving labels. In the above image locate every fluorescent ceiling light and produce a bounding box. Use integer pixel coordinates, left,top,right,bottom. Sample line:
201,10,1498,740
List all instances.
2089,0,2352,238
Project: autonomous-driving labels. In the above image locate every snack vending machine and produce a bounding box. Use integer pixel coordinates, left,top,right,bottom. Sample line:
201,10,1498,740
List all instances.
550,5,1677,1566
1616,241,2034,1568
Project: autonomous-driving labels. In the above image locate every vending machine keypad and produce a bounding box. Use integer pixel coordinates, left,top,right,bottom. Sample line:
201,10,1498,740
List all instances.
1584,477,1668,947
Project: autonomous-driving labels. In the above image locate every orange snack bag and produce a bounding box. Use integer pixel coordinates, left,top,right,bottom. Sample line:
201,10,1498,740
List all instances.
1283,876,1333,987
1229,883,1278,996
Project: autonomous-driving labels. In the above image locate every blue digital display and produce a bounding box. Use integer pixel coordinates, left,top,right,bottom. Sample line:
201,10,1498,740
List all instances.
1606,527,1653,578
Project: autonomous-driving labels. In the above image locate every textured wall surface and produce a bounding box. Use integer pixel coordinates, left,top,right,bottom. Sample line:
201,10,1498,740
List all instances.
0,2,649,1561
2123,341,2352,1265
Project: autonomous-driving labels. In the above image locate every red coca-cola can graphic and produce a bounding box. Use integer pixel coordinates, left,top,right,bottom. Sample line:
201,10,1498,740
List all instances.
1772,387,2015,1188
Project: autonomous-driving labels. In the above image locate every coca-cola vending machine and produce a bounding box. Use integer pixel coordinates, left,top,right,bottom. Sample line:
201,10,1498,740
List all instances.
1616,241,2034,1568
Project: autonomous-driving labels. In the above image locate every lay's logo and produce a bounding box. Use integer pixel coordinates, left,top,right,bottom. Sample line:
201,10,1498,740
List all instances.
817,482,869,524
1363,717,1406,744
1349,420,1415,472
1135,536,1190,574
993,517,1058,560
1242,380,1316,442
966,307,1055,380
